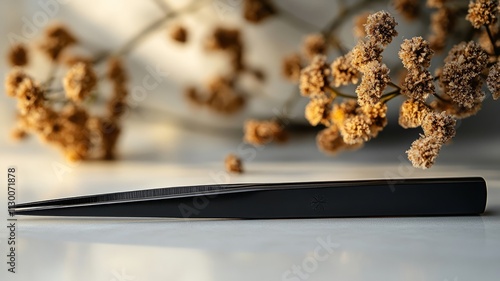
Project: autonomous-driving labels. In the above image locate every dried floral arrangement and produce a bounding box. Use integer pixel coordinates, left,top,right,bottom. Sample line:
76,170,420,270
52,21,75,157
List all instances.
3,0,500,170
6,24,128,161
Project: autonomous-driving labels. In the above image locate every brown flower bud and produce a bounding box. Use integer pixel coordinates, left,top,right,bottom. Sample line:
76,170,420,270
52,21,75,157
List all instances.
225,153,243,173
406,135,442,169
243,0,276,23
63,62,97,103
7,44,29,67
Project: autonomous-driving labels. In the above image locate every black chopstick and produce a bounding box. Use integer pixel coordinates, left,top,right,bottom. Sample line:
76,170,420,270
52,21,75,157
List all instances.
9,177,487,219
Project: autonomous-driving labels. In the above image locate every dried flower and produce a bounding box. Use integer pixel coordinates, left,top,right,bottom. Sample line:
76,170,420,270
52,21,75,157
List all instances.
243,0,276,23
316,125,348,155
205,27,241,51
16,77,44,114
63,62,97,103
355,61,390,106
331,54,359,87
422,111,456,143
406,135,442,169
7,44,29,67
169,24,188,43
10,127,27,141
5,68,29,97
206,76,245,114
299,55,330,97
426,0,446,9
282,53,302,82
340,115,371,144
39,24,77,60
466,0,498,29
185,79,245,115
353,12,370,38
330,99,358,126
305,95,331,126
244,119,286,145
362,102,388,137
61,104,89,127
401,69,435,101
107,57,128,85
350,40,383,72
302,34,326,60
399,99,430,128
440,41,488,108
205,27,245,73
487,62,500,100
365,11,398,46
225,153,243,173
185,87,206,106
392,0,420,20
399,37,433,69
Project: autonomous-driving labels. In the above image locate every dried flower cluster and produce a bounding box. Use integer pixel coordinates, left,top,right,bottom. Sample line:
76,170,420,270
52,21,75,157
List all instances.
39,24,77,60
225,153,243,173
185,26,265,115
63,62,97,103
302,34,327,60
349,11,398,109
185,76,245,115
392,0,420,20
399,37,435,104
466,0,498,29
281,32,329,83
243,0,276,24
439,41,488,109
294,6,499,169
4,0,500,170
205,27,245,72
169,24,188,43
295,11,399,155
282,53,303,82
7,43,29,67
6,69,92,161
407,112,456,169
243,119,286,146
5,25,129,161
299,55,330,97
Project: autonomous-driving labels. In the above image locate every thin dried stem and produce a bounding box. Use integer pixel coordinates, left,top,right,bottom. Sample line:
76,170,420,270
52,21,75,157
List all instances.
388,81,401,90
433,92,450,102
485,25,499,56
326,85,357,99
381,89,401,103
